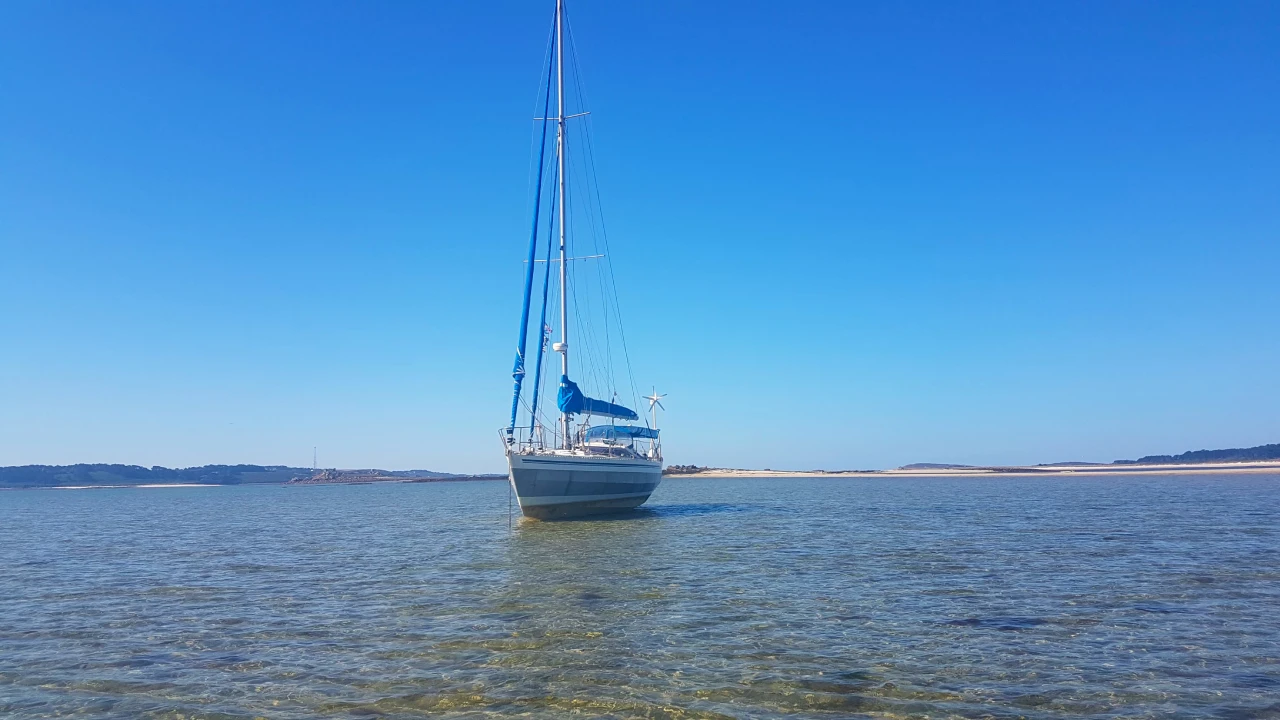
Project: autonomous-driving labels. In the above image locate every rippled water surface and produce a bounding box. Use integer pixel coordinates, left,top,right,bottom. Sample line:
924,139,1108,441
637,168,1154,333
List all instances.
3,475,1280,719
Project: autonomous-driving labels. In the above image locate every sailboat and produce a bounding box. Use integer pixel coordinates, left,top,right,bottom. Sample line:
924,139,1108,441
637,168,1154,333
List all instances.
501,0,663,520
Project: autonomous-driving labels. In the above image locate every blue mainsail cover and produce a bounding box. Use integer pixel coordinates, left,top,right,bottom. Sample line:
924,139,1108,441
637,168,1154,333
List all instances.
557,376,639,420
584,425,659,441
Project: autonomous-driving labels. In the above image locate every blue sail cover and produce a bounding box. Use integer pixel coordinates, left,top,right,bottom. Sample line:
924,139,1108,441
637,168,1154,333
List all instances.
584,425,659,441
507,44,556,431
557,376,639,420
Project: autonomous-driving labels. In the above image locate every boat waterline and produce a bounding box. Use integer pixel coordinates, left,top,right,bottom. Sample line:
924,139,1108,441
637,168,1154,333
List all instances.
507,452,662,519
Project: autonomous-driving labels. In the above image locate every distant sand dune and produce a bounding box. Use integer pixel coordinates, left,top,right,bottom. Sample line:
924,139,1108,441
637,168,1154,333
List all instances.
49,483,222,490
668,461,1280,478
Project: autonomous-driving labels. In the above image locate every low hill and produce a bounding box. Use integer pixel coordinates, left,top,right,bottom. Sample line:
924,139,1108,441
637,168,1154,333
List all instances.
0,464,463,489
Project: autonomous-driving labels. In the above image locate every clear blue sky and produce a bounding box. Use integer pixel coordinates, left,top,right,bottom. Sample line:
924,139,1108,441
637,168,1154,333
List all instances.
2,1,1277,472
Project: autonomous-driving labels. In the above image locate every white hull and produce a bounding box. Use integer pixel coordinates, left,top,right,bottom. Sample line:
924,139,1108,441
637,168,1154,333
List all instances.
506,451,662,520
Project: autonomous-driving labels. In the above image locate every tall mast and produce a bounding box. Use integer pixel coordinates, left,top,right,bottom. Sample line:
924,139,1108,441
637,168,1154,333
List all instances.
556,0,570,449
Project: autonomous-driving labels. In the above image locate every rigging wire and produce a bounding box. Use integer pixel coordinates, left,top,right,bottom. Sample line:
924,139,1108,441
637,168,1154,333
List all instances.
510,21,558,432
517,8,559,437
516,0,647,435
528,145,560,437
521,12,558,245
562,14,617,401
565,181,609,399
564,6,645,422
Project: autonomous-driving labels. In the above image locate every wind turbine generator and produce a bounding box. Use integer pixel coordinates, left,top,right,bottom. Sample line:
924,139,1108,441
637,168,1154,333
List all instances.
644,388,667,430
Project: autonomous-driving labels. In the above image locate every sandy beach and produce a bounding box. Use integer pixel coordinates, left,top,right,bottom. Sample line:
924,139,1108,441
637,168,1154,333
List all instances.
673,461,1280,478
48,483,224,490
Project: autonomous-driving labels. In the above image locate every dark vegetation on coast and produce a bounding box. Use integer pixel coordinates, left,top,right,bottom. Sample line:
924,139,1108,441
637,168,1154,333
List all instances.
1116,443,1280,465
664,465,711,476
0,464,466,489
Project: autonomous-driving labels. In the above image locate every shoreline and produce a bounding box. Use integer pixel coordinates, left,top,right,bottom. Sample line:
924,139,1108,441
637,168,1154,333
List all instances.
285,474,504,487
2,476,508,491
669,461,1280,479
7,463,1277,490
39,483,225,490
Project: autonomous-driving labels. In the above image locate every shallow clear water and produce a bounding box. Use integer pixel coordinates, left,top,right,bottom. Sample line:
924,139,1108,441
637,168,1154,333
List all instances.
2,475,1279,719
